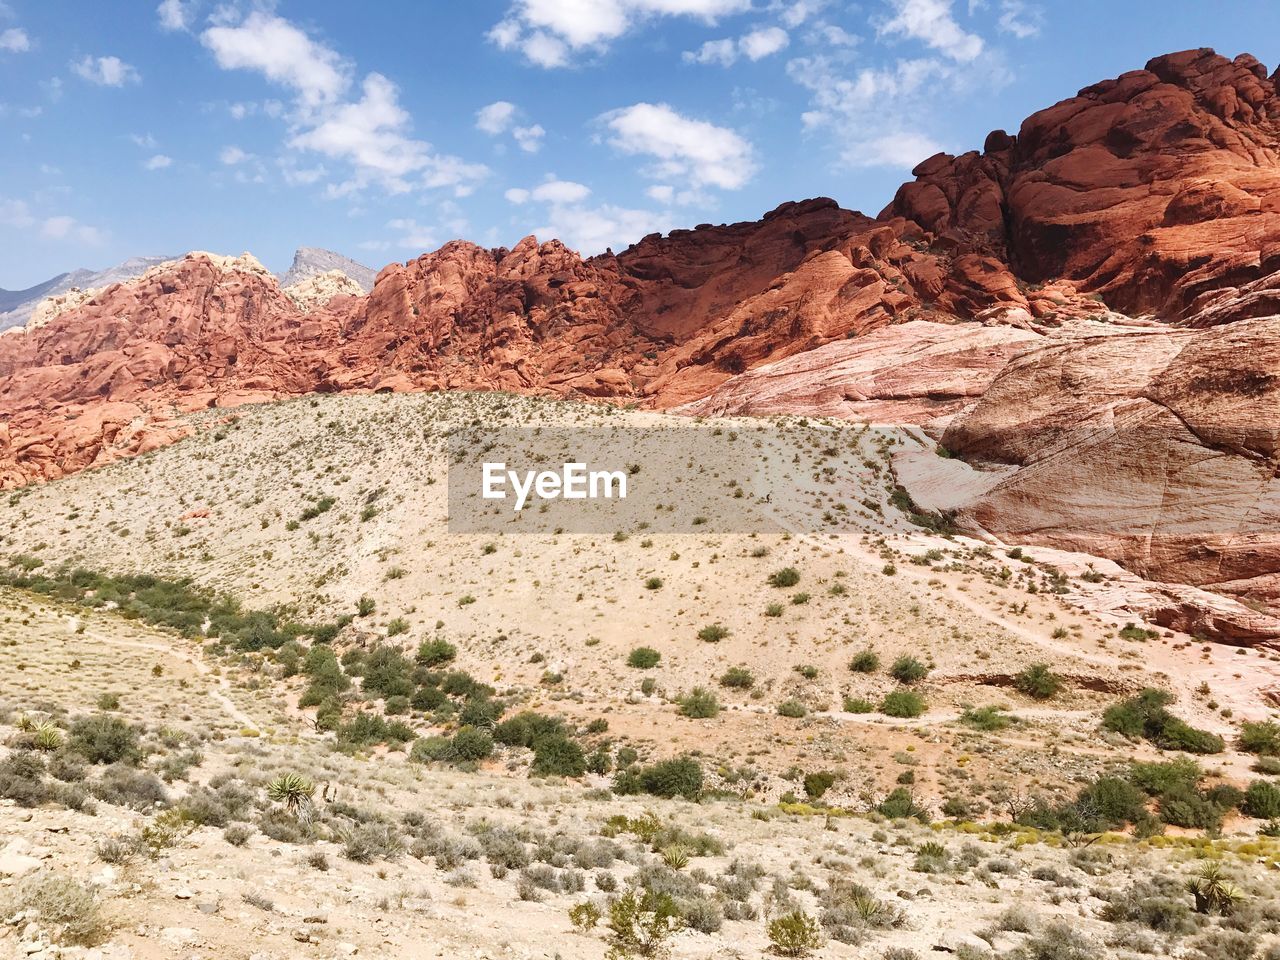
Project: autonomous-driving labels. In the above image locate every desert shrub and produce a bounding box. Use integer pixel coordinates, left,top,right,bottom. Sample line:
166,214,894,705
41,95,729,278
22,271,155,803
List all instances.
697,624,729,643
959,705,1013,731
777,699,807,718
410,736,453,763
677,687,719,719
843,697,874,713
767,910,823,957
494,711,567,748
1019,922,1100,960
1243,780,1280,820
458,695,504,727
719,667,754,689
90,764,169,810
1240,720,1280,757
1103,688,1223,754
360,645,415,699
877,787,929,822
1158,783,1237,830
881,690,926,717
223,823,253,846
614,756,702,800
849,649,880,673
451,727,495,762
336,711,415,749
1097,877,1196,933
415,637,457,667
1014,663,1062,700
679,895,722,934
0,752,47,806
341,823,404,863
531,736,586,778
6,873,103,945
627,647,661,669
1130,757,1203,795
606,888,682,958
769,567,801,588
803,771,836,800
1076,776,1147,827
888,655,929,684
68,714,140,765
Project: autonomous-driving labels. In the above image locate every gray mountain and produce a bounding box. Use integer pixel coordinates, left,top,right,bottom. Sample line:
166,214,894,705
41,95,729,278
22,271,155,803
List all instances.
279,247,377,292
0,254,178,332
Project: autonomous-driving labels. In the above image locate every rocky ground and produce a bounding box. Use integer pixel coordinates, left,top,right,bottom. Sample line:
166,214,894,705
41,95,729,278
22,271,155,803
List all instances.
1,393,1279,959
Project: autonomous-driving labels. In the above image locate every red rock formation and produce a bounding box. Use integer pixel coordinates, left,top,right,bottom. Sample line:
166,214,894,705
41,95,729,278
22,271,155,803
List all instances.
3,47,1280,636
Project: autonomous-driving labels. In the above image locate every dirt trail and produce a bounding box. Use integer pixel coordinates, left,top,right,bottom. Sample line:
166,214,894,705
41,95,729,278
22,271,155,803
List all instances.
74,618,259,730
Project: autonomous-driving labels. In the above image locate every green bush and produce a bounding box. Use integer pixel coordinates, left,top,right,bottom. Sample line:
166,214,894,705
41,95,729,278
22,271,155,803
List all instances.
69,714,140,765
531,735,586,778
677,687,720,719
803,771,836,800
768,567,801,588
767,910,822,957
889,655,929,684
1243,780,1280,819
360,645,415,699
777,699,807,718
614,756,703,800
493,711,567,748
719,667,754,689
848,649,879,673
842,697,874,714
877,787,929,822
415,637,456,667
449,727,494,762
1239,720,1280,756
1103,688,1223,754
697,623,729,643
1014,663,1063,700
959,705,1014,731
627,646,661,669
881,690,926,718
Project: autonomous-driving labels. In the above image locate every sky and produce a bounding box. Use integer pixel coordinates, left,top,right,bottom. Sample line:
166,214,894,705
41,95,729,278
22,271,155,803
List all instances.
1,1,1278,288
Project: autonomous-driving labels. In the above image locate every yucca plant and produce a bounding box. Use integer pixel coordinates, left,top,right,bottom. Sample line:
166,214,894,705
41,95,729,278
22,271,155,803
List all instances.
1188,862,1244,915
15,713,37,733
32,723,64,752
266,773,315,819
660,845,690,869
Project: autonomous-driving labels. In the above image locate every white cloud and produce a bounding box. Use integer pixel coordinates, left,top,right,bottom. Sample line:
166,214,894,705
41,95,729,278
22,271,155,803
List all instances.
646,184,674,204
601,102,756,190
386,217,438,249
848,131,943,167
289,73,487,197
686,25,788,65
533,202,673,255
156,0,195,32
476,100,517,134
0,198,35,228
202,12,350,107
0,27,29,52
219,145,249,164
535,179,590,203
39,215,105,244
740,26,789,60
996,0,1040,38
130,133,158,149
776,0,827,27
491,0,752,67
197,12,488,199
513,124,545,153
72,55,140,86
144,154,173,170
477,102,545,153
878,0,983,62
683,38,736,66
504,187,531,204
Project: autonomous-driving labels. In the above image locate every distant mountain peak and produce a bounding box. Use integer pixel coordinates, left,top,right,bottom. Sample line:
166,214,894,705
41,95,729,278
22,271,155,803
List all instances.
280,247,376,292
0,254,178,332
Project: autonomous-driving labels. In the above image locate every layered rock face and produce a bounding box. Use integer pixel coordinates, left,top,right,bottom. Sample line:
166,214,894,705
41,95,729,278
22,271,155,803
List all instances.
3,47,1280,633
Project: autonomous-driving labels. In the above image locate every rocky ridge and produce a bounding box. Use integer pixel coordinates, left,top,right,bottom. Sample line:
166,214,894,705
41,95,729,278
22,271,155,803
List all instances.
2,48,1280,635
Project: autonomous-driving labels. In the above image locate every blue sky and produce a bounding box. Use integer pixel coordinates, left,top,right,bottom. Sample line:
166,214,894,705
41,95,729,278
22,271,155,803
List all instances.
1,0,1278,288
